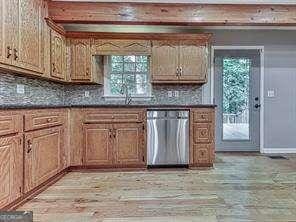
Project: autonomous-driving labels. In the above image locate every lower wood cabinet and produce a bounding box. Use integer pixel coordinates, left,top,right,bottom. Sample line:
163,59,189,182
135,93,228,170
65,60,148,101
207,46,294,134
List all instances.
83,123,145,167
24,126,65,193
0,135,23,209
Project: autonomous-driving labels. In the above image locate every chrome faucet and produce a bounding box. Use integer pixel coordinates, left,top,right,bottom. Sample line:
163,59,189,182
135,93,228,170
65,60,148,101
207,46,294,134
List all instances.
120,83,132,105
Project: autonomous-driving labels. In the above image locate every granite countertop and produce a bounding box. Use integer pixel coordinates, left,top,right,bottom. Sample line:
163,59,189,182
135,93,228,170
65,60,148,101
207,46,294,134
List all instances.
0,104,217,110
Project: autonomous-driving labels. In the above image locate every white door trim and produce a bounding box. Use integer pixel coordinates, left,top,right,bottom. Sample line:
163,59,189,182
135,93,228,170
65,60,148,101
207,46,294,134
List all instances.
207,46,265,153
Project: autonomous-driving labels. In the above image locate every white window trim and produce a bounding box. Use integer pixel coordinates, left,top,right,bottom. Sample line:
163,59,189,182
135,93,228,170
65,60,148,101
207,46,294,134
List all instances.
103,55,152,100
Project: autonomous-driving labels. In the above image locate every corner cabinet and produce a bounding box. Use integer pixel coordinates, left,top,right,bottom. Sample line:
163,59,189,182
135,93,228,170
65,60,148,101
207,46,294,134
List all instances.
50,30,66,80
24,126,64,193
151,38,210,84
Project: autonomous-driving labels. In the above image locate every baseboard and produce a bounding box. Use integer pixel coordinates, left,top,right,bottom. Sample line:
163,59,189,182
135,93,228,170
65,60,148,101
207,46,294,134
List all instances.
261,148,296,154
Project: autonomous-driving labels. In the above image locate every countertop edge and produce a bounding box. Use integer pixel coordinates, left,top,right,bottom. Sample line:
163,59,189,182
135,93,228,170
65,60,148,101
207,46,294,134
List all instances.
0,104,217,110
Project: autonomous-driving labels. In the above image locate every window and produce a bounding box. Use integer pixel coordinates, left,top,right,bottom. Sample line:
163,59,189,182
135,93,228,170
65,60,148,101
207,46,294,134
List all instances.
104,55,151,98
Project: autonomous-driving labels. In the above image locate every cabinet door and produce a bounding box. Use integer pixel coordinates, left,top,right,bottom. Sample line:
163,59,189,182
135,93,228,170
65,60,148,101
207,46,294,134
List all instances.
13,0,44,74
179,41,208,82
70,38,92,82
113,123,145,166
0,0,14,65
51,30,66,80
0,135,23,208
24,126,64,193
83,124,113,166
151,40,179,82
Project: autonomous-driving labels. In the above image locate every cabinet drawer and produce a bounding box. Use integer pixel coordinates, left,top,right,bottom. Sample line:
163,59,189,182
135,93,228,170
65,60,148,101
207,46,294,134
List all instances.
0,115,22,136
193,144,214,165
193,123,213,144
192,109,214,123
24,111,65,131
84,110,144,123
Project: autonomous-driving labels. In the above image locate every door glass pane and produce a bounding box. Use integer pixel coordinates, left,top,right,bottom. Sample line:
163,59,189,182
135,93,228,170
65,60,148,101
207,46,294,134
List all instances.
222,58,250,140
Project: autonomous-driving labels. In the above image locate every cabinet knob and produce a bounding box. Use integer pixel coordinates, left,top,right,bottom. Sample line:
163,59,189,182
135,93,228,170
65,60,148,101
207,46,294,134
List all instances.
47,118,52,122
176,68,180,77
179,67,183,76
27,140,32,153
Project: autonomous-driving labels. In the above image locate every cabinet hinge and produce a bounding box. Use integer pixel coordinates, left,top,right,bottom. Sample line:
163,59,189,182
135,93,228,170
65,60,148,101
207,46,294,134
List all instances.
142,124,145,131
142,155,145,162
19,186,22,194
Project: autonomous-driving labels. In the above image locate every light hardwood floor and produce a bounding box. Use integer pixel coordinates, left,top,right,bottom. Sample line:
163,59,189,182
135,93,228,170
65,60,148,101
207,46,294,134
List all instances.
18,153,296,222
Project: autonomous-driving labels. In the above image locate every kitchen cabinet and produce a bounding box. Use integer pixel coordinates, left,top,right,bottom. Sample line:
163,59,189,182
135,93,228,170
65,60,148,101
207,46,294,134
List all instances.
50,29,66,80
93,39,151,55
0,135,23,209
190,108,215,167
151,40,209,84
83,124,113,165
24,126,65,193
0,0,44,74
83,123,145,167
151,40,179,82
113,123,145,165
70,38,93,82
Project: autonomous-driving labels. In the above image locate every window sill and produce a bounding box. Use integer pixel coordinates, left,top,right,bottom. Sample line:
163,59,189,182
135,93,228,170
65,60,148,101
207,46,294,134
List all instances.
103,95,153,102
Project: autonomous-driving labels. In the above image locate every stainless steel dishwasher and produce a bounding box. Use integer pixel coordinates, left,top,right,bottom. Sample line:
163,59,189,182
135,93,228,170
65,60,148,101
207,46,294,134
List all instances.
147,110,189,167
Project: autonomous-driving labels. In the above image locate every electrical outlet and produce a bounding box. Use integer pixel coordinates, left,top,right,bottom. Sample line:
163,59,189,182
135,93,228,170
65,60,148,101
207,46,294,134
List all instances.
168,91,173,98
84,91,90,97
174,90,179,98
16,84,25,94
267,90,275,98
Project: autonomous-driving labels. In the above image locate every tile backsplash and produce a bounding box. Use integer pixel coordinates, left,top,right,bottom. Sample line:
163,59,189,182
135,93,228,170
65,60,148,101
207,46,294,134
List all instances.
0,73,202,106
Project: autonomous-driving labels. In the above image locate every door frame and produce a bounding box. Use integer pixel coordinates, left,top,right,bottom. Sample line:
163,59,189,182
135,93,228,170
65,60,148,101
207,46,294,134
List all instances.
208,46,265,153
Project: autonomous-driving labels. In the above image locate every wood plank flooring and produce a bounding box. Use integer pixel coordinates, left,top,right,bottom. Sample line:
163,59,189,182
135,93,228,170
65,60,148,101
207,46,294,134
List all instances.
18,153,296,222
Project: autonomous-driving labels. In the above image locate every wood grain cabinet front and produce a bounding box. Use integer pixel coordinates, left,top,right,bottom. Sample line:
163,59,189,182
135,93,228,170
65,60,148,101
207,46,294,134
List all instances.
0,114,22,137
0,135,23,209
151,39,209,84
83,122,146,167
50,30,66,80
24,126,65,193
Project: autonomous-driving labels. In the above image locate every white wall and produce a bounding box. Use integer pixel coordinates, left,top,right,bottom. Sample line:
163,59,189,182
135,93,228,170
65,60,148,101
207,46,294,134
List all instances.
203,30,296,153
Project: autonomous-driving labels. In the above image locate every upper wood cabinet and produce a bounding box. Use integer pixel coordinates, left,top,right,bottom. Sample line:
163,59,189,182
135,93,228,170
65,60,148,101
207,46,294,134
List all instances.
151,40,209,84
151,40,179,82
0,0,45,74
0,135,23,209
93,39,151,55
50,30,66,80
24,126,64,193
70,38,93,82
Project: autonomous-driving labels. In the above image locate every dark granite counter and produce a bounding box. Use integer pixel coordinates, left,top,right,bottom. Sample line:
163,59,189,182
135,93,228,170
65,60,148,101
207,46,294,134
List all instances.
0,104,216,110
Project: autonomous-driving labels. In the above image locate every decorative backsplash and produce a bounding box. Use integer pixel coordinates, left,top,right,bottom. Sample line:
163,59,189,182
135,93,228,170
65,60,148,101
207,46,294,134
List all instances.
0,73,202,106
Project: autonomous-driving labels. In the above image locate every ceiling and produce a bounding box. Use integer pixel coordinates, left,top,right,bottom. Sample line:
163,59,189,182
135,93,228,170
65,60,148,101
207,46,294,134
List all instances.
54,0,296,4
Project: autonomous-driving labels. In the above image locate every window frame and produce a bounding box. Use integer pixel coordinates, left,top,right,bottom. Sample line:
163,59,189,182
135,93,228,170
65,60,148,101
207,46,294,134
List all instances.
103,55,152,100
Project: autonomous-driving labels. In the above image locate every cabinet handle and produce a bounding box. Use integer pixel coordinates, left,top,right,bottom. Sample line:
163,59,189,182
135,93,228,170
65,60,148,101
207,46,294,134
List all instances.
14,49,18,61
52,63,56,72
6,46,12,58
176,68,180,77
27,140,32,153
47,118,52,122
179,67,183,76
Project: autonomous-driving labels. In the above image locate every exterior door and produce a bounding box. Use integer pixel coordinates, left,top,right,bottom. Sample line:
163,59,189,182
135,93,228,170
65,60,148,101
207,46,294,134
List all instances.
24,127,63,193
179,41,208,82
14,0,43,73
214,49,261,151
0,135,23,208
151,40,179,82
70,38,92,81
83,124,113,165
113,123,144,165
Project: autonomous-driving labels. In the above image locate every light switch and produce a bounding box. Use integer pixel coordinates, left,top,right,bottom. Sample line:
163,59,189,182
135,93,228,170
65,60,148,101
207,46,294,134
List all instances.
168,91,173,98
267,90,275,98
84,91,90,97
16,84,25,94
